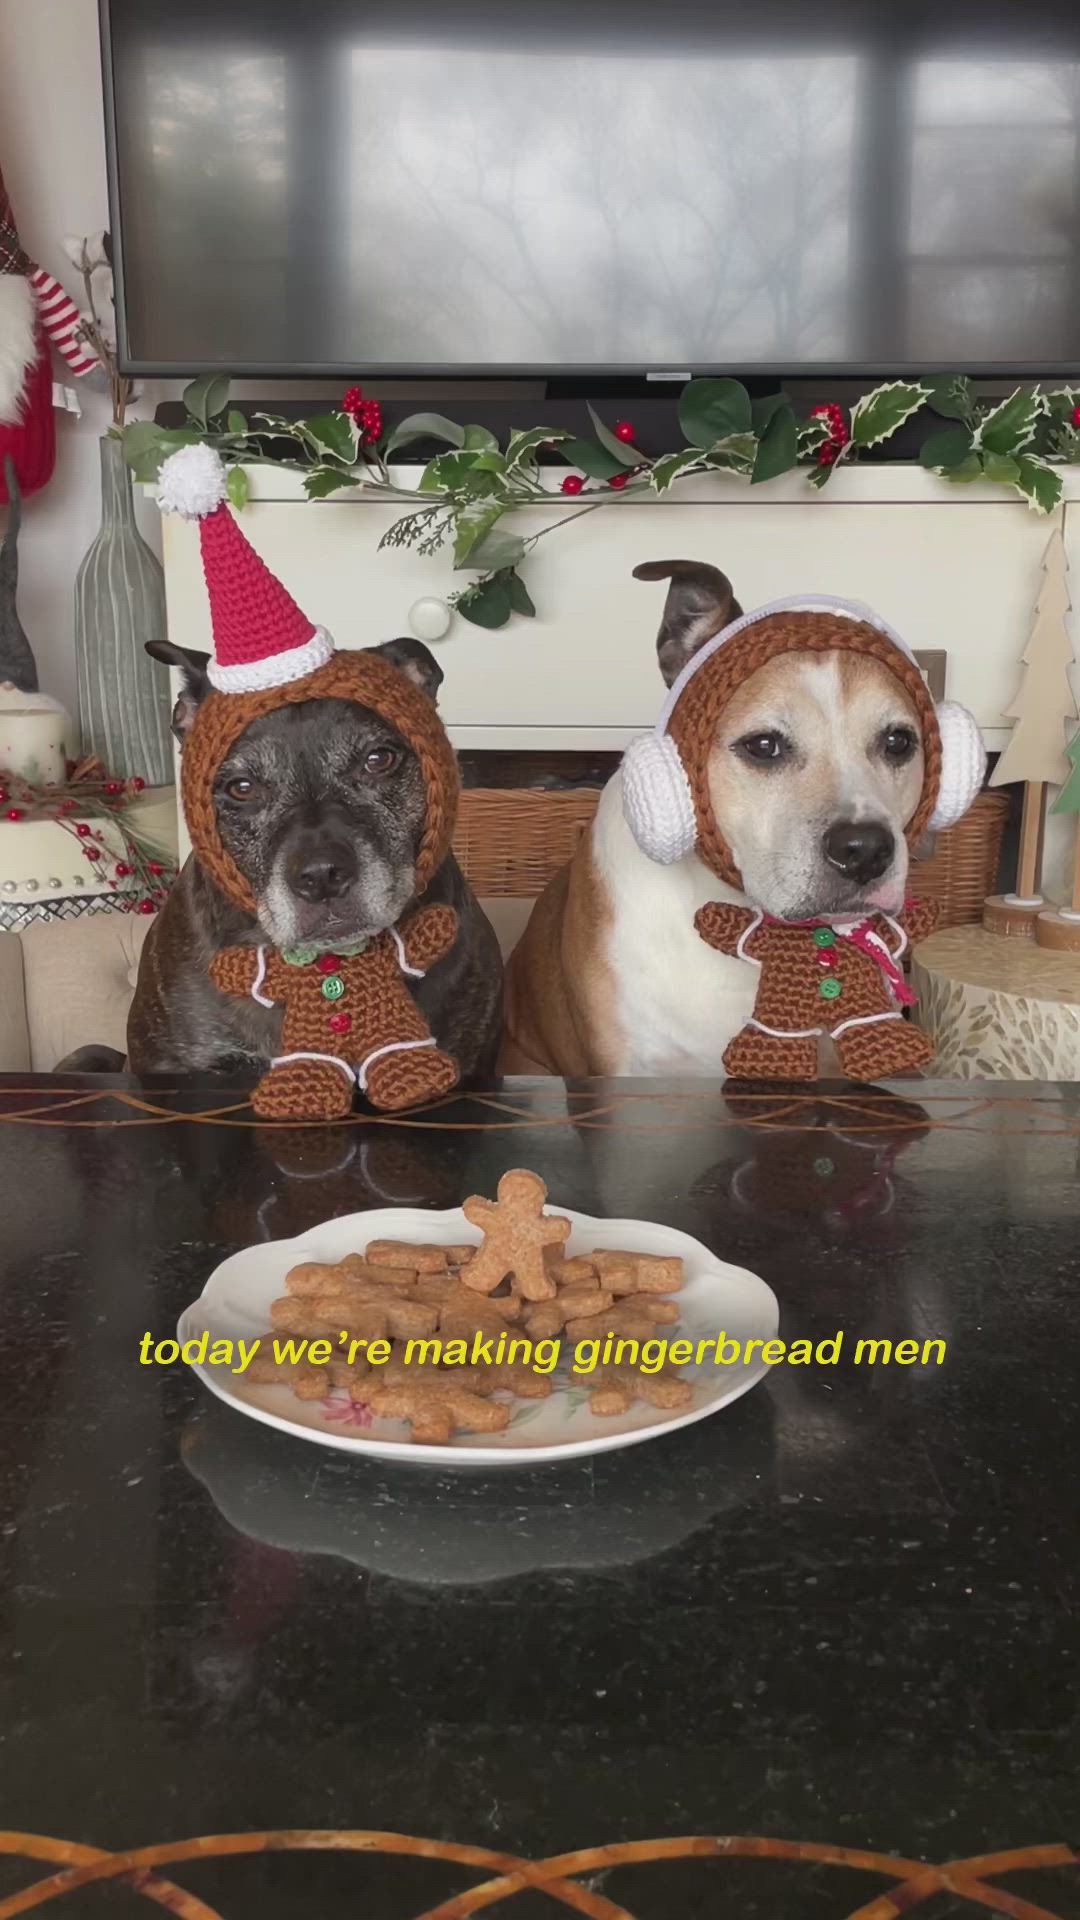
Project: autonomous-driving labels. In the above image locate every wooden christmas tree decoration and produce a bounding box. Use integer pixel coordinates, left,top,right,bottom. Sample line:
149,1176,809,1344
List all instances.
1036,726,1080,949
984,525,1078,938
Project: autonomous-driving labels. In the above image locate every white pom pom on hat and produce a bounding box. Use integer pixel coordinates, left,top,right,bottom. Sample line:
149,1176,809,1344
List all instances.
156,443,229,520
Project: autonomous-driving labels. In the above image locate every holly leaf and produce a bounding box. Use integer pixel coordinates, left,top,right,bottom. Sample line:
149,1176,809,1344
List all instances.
1012,454,1063,514
805,462,834,490
978,388,1044,457
183,373,231,429
385,412,466,455
304,413,359,464
678,377,752,447
919,426,975,471
560,438,625,480
924,374,974,422
505,426,569,470
587,404,643,467
463,423,499,451
850,380,930,448
304,466,358,499
705,432,757,474
650,449,708,493
506,570,536,617
981,452,1021,485
467,450,509,475
465,527,527,572
453,500,510,567
797,415,832,455
458,577,512,628
225,465,250,510
419,450,500,494
751,404,798,484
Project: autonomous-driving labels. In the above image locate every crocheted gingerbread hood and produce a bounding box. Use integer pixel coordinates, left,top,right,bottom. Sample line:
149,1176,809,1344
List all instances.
156,445,459,915
622,585,985,886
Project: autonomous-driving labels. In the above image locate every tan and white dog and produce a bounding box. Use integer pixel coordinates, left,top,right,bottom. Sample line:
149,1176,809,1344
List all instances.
504,560,937,1078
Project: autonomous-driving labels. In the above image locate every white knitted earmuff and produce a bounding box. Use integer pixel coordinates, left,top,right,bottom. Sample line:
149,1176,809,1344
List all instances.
928,701,986,831
622,593,986,862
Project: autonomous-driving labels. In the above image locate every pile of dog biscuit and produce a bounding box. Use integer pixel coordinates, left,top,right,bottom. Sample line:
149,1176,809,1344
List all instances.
248,1169,693,1444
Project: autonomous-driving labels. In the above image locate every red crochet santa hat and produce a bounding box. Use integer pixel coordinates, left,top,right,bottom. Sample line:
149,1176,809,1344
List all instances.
156,443,335,692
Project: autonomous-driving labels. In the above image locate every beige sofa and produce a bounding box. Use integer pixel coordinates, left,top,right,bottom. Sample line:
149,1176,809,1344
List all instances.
0,899,532,1072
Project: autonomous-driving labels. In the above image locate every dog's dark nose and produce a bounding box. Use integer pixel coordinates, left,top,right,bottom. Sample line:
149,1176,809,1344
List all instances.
822,819,895,884
287,843,358,903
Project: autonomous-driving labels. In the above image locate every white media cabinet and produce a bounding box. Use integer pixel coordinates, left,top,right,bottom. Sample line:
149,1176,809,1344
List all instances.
160,463,1080,889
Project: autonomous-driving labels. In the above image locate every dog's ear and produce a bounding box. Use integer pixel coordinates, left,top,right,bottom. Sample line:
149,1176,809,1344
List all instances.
145,639,211,744
633,560,742,688
368,637,444,705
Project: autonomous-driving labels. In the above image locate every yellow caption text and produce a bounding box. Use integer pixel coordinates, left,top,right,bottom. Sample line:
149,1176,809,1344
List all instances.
138,1329,946,1378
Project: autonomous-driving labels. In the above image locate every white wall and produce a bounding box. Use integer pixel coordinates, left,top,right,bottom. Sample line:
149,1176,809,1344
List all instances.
0,0,344,719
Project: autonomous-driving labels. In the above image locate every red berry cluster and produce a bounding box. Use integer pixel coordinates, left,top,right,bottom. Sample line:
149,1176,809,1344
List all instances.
342,385,383,447
561,421,641,496
1071,404,1080,427
810,403,850,467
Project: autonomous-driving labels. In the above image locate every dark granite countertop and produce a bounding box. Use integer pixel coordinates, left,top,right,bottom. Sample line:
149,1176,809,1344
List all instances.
0,1073,1077,1919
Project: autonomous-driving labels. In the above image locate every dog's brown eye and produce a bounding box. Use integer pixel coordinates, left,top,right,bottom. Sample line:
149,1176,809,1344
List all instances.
881,726,917,764
736,731,787,764
223,777,260,802
360,747,402,778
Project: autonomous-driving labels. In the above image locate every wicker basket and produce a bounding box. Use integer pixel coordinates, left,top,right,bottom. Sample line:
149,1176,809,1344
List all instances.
454,784,1008,928
454,788,601,898
911,791,1009,929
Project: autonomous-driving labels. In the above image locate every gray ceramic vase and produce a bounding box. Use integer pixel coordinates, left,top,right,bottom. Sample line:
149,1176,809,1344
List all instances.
74,435,171,784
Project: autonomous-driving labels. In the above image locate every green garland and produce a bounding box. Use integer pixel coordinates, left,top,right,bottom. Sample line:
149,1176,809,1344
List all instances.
122,372,1080,631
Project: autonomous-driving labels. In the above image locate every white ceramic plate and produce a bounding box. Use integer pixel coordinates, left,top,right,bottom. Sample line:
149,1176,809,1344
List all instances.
177,1207,778,1467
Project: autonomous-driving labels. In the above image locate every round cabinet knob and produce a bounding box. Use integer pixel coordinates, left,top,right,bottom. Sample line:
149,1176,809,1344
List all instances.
48,877,62,889
24,879,38,893
1,881,15,895
408,597,452,643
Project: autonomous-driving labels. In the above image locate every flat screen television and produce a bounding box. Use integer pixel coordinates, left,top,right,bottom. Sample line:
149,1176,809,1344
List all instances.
102,0,1080,378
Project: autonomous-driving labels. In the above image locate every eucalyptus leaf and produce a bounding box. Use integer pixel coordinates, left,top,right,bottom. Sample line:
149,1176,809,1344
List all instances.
850,380,930,448
227,410,249,436
587,404,643,466
751,405,798,484
650,449,707,493
463,424,499,451
751,393,793,433
678,377,752,447
1013,454,1063,514
979,388,1044,457
946,453,984,483
560,438,625,480
458,579,512,629
385,412,466,455
184,373,231,429
225,465,250,510
919,426,975,471
506,570,536,617
304,466,358,499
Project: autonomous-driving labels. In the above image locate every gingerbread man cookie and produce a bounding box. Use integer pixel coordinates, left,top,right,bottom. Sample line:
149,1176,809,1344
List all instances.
460,1169,570,1300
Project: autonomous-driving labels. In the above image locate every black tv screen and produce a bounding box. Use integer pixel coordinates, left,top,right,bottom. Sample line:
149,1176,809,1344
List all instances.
102,0,1080,377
